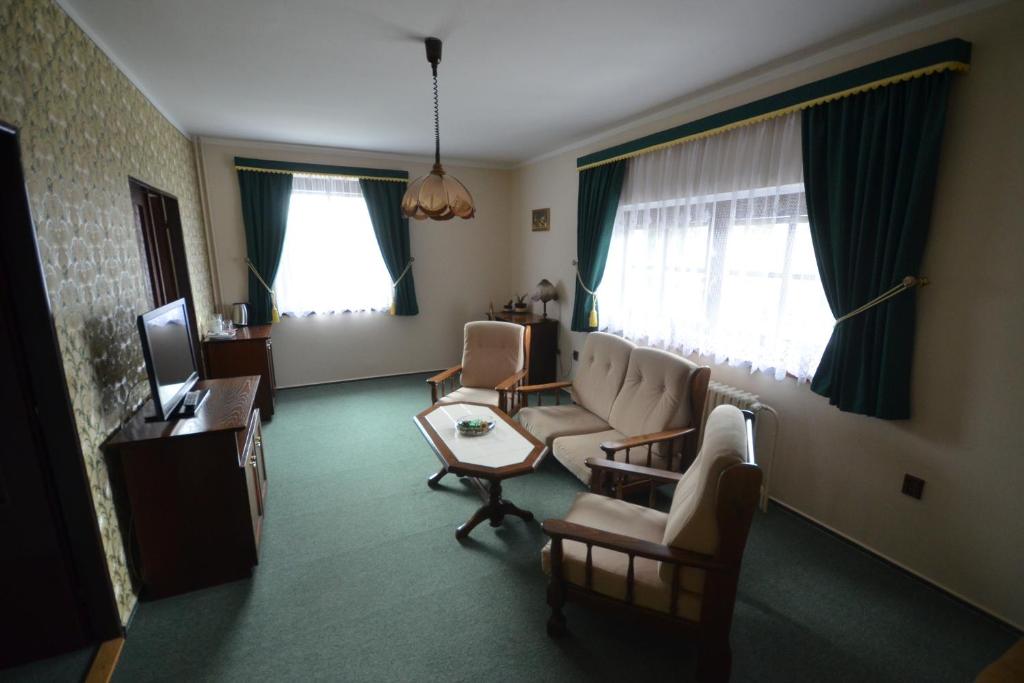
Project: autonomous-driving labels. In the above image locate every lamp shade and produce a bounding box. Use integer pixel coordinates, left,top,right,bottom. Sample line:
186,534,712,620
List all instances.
402,164,475,220
531,278,558,303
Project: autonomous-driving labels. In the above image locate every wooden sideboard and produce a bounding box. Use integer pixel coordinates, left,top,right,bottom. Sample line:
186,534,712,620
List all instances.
489,312,559,384
104,376,267,599
203,324,276,419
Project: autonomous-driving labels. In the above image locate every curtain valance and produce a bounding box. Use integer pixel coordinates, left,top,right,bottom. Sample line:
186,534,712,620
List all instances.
576,39,971,171
234,157,409,183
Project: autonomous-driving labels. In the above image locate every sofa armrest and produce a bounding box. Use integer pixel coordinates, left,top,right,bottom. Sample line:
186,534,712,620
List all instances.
585,458,683,485
598,426,697,456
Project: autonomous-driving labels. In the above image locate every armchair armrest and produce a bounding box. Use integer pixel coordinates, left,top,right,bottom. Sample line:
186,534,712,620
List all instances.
426,365,462,385
542,519,726,571
494,368,528,392
427,365,462,404
599,426,697,456
516,380,573,395
584,458,683,485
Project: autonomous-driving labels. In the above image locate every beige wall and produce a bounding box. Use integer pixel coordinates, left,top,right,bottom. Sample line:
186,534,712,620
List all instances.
1,0,215,622
196,138,517,387
511,2,1024,628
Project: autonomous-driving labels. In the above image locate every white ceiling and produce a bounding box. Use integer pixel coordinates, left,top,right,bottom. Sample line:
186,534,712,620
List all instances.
61,0,970,165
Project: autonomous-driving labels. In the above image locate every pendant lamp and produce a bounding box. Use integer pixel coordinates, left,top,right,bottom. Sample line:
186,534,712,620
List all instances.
401,37,475,220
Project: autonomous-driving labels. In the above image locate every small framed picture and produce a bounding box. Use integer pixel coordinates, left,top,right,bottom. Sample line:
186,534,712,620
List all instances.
532,208,550,231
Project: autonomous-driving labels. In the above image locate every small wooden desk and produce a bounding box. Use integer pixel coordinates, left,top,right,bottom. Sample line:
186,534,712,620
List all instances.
203,324,277,419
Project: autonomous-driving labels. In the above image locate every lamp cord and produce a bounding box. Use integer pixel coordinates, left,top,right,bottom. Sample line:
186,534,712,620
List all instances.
432,64,440,166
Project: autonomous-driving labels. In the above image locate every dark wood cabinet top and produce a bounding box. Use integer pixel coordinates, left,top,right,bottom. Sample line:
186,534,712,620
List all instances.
203,324,272,344
106,376,259,447
491,312,557,326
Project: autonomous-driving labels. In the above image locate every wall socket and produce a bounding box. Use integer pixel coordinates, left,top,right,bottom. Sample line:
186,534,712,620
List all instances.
572,350,579,361
901,474,925,500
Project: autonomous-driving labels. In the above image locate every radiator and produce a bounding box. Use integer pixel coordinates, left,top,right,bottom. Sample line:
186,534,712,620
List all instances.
703,381,780,511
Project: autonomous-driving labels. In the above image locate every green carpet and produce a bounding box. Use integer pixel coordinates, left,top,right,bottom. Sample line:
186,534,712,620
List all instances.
96,373,1013,682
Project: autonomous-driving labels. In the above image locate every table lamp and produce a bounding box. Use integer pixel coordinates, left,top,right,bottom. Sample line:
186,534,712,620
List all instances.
531,279,558,318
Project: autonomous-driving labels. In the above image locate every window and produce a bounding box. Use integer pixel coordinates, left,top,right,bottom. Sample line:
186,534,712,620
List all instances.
597,113,834,381
274,174,393,315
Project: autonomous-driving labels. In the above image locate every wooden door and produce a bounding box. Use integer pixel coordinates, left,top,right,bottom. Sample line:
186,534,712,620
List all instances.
0,122,121,668
130,178,205,376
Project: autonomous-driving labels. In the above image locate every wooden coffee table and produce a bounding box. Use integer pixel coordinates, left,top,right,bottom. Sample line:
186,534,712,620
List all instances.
414,402,547,540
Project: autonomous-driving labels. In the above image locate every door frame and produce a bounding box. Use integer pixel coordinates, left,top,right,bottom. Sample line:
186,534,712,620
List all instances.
129,176,205,377
0,122,122,651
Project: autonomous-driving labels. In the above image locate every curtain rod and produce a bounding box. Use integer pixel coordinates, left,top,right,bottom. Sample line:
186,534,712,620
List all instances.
577,38,971,171
234,157,409,183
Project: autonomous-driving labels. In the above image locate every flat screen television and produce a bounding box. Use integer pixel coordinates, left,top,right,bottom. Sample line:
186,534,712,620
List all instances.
137,298,199,421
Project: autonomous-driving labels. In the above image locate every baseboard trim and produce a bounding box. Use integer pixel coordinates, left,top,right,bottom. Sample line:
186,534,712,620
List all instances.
767,497,1022,633
276,368,440,390
84,638,124,683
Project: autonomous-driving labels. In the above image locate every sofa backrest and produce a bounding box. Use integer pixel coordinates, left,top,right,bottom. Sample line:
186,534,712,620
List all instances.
659,405,748,582
460,321,524,389
607,347,702,446
571,332,634,422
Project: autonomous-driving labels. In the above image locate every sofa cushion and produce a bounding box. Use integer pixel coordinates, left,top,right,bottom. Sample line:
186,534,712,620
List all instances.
460,321,524,389
660,405,747,583
437,386,499,407
608,347,700,460
540,492,701,620
552,429,672,485
571,332,634,422
516,404,610,447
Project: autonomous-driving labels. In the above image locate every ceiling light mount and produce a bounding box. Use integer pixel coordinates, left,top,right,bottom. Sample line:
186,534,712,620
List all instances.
401,37,475,221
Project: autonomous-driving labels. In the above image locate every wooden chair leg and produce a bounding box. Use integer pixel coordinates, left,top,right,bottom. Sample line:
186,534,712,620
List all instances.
546,579,567,637
696,633,731,683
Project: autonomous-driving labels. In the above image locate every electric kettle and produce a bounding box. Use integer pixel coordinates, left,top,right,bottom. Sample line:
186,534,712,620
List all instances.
231,303,250,327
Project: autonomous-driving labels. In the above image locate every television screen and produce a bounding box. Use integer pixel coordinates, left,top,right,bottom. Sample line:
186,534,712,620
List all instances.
138,298,198,420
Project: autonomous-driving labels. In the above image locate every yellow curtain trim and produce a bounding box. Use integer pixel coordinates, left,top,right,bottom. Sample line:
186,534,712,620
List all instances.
576,61,970,172
234,165,408,183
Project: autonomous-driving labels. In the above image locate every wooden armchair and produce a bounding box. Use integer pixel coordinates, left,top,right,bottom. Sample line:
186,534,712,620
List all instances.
541,406,760,683
427,321,526,414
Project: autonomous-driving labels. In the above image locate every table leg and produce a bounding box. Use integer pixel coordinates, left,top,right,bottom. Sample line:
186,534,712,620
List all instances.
454,478,535,539
427,467,448,487
456,506,491,540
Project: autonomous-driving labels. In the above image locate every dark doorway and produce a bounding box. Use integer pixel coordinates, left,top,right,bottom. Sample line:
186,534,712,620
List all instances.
0,123,122,669
130,178,205,376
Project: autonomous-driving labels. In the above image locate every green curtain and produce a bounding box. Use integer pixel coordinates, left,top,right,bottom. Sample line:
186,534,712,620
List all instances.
238,169,293,324
803,71,953,419
359,179,419,316
571,161,627,331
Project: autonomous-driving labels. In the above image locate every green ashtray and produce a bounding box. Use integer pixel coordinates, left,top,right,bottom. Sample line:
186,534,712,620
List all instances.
456,415,495,437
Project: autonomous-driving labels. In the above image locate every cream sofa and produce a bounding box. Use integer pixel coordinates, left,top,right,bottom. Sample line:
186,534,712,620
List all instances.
516,332,710,484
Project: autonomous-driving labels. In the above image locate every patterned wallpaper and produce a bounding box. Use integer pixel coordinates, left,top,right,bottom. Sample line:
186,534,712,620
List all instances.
1,0,214,622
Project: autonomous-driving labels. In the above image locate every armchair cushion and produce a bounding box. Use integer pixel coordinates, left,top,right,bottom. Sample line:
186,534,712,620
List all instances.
459,321,524,389
608,347,701,458
541,492,702,620
515,404,610,447
660,405,747,582
437,386,500,407
570,332,634,422
552,429,672,485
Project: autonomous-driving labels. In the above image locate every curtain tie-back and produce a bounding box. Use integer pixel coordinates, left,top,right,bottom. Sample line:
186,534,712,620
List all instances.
389,257,415,316
246,258,281,323
834,275,929,327
572,259,600,328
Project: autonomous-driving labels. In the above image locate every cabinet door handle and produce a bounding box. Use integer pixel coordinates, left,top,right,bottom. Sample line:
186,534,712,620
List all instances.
254,435,262,448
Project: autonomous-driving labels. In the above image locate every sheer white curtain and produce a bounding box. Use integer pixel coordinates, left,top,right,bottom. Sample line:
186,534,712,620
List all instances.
274,174,393,316
598,112,834,381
